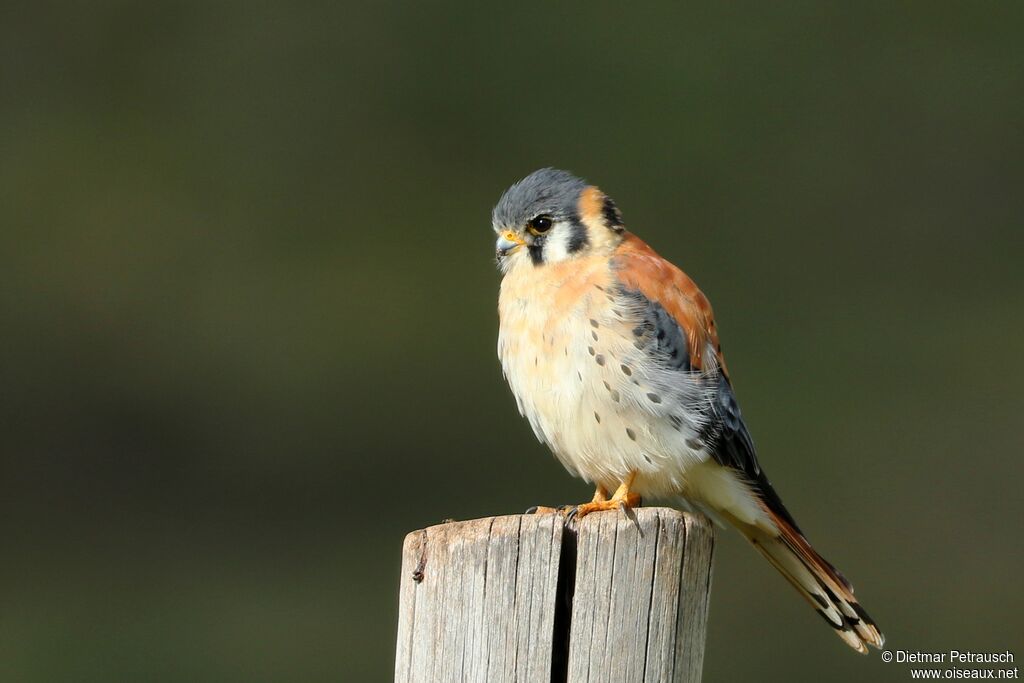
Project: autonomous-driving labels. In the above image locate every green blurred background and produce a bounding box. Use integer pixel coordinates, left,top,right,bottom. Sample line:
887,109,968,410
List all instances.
2,2,1022,681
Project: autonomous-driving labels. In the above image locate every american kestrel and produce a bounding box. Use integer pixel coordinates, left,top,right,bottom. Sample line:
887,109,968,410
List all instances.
493,168,883,653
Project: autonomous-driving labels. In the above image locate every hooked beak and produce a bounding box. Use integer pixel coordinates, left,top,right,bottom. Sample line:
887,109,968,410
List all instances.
495,230,525,257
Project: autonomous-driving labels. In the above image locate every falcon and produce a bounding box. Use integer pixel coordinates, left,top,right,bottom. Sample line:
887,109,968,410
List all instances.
493,168,883,653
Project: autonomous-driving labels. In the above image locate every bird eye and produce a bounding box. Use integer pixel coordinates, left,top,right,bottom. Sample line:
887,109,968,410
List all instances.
528,216,553,235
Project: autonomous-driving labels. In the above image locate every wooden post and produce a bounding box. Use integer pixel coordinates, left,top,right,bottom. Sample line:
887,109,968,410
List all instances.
394,508,714,683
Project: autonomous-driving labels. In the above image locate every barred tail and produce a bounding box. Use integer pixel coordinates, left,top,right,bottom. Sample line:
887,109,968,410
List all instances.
741,509,884,653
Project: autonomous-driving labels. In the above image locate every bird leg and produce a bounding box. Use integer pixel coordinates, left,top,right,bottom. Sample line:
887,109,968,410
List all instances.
569,472,641,521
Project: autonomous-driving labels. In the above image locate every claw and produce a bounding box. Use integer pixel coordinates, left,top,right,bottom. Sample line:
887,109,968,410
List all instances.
528,475,640,526
619,500,642,534
566,471,641,523
564,506,580,526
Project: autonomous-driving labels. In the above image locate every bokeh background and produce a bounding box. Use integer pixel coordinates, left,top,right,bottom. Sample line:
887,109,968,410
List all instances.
2,2,1022,681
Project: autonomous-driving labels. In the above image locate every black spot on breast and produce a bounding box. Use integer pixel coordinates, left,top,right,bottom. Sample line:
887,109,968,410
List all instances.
647,393,661,404
595,354,606,366
588,346,595,356
589,319,599,328
620,364,632,376
594,412,601,424
591,330,598,341
626,427,637,441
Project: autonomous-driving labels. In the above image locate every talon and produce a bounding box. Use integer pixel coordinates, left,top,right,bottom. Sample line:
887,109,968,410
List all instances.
557,472,641,522
525,505,539,515
620,501,642,533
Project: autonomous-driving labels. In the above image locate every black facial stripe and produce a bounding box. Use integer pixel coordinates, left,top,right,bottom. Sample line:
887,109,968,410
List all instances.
566,215,589,254
528,236,545,265
602,196,624,232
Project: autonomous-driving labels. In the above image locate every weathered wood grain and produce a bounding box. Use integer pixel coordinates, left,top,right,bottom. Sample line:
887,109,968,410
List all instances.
566,508,714,683
395,514,564,683
394,508,713,683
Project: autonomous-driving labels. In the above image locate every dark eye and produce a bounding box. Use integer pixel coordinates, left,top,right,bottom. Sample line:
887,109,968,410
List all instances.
528,216,553,235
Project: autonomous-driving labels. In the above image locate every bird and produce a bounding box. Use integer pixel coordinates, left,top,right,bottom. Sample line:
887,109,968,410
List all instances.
492,168,883,653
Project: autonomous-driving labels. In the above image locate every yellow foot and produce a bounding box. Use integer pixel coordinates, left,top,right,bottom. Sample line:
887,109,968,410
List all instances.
569,493,641,519
568,473,640,522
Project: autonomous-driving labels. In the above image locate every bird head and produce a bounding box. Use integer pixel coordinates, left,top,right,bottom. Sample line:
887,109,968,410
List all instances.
492,168,625,272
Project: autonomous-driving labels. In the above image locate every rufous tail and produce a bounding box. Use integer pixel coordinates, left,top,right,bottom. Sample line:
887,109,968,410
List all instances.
738,508,884,653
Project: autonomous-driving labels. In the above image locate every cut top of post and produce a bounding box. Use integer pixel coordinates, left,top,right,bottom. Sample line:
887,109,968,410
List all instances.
394,508,714,683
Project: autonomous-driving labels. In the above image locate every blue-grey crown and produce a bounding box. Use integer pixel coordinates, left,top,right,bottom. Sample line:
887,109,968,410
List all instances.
492,168,588,229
